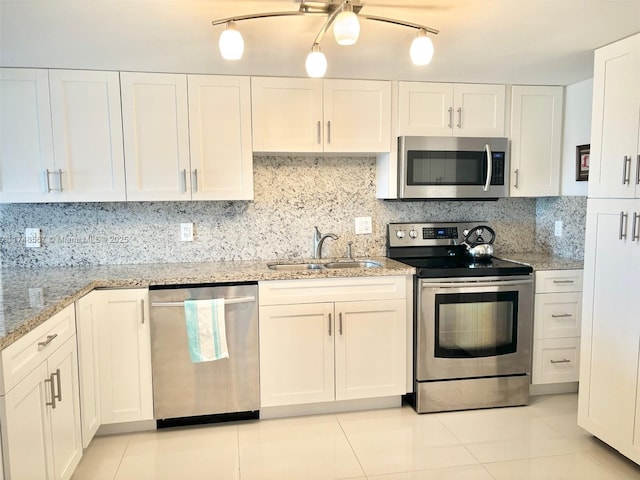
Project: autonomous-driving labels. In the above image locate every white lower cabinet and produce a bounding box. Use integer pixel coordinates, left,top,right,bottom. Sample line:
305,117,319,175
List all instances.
0,304,82,480
94,288,153,424
258,276,408,408
532,269,583,385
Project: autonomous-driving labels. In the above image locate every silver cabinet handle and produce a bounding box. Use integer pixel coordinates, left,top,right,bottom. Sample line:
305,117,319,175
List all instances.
636,155,640,185
339,313,343,336
513,169,519,189
553,280,574,284
53,368,62,403
45,170,63,192
623,156,632,185
38,334,58,349
140,299,145,324
45,375,56,409
456,107,462,128
447,107,453,129
550,359,571,364
328,313,332,336
484,144,492,192
57,169,63,192
620,211,628,240
181,169,187,193
633,212,640,242
327,121,331,144
551,313,573,318
317,121,321,144
45,169,53,193
191,169,198,193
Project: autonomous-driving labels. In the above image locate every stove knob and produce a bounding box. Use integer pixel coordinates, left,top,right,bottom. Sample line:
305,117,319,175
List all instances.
409,229,418,239
395,230,405,239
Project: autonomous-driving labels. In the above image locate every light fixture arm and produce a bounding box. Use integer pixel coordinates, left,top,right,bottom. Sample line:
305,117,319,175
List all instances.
212,11,307,27
360,14,439,35
311,0,349,46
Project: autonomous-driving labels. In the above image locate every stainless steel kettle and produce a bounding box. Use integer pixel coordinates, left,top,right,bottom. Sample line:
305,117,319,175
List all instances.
462,225,496,259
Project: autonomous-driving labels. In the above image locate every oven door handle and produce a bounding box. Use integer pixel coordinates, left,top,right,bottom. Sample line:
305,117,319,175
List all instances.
421,279,532,288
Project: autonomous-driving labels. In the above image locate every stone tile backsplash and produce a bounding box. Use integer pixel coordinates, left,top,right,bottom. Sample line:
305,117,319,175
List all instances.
0,156,585,267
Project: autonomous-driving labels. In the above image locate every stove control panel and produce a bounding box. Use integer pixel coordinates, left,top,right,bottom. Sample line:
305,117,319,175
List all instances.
388,222,488,248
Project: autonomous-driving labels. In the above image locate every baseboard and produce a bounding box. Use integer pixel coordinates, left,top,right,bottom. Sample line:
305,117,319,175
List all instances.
96,419,157,435
260,396,402,419
530,382,578,396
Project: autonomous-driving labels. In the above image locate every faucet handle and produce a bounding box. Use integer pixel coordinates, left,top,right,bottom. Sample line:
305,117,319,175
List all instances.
346,241,354,260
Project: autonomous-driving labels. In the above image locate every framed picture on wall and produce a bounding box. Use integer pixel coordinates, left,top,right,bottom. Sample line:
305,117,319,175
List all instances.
576,144,590,181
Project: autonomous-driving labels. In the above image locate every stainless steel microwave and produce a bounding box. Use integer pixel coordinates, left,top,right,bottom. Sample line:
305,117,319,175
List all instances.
398,136,510,200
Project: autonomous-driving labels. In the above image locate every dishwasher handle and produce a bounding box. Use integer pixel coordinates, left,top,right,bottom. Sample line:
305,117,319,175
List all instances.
150,296,256,308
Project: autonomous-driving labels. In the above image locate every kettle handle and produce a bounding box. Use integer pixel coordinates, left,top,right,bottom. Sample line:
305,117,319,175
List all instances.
463,225,496,247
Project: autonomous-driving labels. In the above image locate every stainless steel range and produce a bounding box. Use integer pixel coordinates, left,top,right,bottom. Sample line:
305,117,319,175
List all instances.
387,222,534,413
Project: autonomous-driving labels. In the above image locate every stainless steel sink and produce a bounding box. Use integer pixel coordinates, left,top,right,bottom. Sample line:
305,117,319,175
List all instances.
267,260,382,271
267,262,327,271
324,261,382,269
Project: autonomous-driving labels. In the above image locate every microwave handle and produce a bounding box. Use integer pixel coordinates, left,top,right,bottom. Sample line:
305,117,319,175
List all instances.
483,144,492,192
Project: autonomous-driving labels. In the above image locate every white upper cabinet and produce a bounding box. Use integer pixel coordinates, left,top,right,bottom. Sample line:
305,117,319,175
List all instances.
121,72,191,201
0,69,125,203
251,77,391,153
187,75,253,200
398,82,506,137
588,33,640,199
0,68,54,203
122,72,254,201
48,70,126,202
510,85,564,197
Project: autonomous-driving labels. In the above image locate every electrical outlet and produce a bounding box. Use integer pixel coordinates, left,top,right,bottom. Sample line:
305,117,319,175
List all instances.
554,220,563,237
355,217,373,235
25,228,42,248
180,223,194,242
29,287,44,308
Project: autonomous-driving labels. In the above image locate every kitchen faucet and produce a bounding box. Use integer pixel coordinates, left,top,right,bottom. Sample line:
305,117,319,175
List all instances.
313,226,338,259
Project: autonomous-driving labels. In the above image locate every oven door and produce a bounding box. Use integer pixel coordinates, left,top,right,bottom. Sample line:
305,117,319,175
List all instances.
416,275,533,381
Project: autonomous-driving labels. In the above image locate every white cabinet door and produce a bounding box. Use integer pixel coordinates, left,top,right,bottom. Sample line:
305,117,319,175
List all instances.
334,299,406,400
75,291,101,447
121,72,191,201
251,77,323,153
510,85,563,197
0,68,54,203
188,75,253,200
453,83,506,137
323,79,391,153
46,337,83,480
578,198,640,458
259,303,335,407
398,82,506,137
1,363,51,480
48,70,126,202
398,82,454,136
97,289,153,424
588,33,640,199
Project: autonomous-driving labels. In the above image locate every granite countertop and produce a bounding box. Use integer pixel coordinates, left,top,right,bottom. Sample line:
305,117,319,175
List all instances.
0,257,414,350
495,252,584,271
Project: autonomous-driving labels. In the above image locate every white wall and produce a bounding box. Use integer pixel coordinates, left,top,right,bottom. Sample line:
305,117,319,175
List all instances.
560,78,592,196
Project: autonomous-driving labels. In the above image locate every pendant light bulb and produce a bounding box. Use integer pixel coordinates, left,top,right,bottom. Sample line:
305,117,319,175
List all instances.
410,29,434,66
219,21,244,60
305,43,327,78
333,3,360,46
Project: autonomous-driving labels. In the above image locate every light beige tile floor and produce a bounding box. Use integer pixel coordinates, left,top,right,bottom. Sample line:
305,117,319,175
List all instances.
71,394,640,480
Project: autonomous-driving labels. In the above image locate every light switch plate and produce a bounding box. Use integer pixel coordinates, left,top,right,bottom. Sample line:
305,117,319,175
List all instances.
554,220,563,237
355,217,372,235
25,228,42,248
180,223,194,242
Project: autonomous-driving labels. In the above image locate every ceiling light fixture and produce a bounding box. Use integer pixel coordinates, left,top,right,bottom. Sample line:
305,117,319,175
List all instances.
212,0,438,77
218,21,244,60
333,1,360,46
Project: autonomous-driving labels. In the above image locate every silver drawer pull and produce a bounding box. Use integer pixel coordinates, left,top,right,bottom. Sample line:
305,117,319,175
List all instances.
553,280,574,284
38,334,58,349
551,314,573,318
328,313,332,336
550,358,571,364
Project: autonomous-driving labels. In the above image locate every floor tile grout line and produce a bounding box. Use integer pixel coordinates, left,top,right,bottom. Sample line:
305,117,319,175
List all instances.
336,413,370,479
111,434,133,480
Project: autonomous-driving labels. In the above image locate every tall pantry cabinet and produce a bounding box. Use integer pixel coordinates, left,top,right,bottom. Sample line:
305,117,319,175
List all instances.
578,32,640,465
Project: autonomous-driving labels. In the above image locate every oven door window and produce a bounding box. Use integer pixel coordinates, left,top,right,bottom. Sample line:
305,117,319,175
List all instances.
435,291,518,358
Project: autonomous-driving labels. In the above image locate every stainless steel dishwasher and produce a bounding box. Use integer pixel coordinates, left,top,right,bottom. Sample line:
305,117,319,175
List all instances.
149,282,259,426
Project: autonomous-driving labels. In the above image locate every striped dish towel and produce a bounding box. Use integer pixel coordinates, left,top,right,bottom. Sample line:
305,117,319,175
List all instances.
184,298,229,362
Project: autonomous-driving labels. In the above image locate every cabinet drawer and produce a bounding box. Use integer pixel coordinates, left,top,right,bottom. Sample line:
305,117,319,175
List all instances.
532,337,580,385
534,292,582,339
259,276,407,306
535,270,583,293
0,304,76,395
